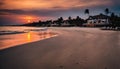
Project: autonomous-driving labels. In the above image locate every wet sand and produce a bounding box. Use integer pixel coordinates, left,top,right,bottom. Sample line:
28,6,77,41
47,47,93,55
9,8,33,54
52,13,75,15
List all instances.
0,27,120,69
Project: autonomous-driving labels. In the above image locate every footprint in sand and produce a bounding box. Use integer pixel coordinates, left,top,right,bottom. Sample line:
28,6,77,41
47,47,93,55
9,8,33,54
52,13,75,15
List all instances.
59,65,64,69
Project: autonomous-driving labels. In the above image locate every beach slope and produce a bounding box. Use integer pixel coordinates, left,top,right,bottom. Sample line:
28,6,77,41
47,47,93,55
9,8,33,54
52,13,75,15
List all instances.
0,27,120,69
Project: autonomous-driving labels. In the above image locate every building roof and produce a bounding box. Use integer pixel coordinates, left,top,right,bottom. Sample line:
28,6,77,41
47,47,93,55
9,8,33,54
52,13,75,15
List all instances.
88,14,110,20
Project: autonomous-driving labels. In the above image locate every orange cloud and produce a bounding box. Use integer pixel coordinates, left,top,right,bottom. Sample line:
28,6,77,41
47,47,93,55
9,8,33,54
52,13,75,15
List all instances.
1,0,112,10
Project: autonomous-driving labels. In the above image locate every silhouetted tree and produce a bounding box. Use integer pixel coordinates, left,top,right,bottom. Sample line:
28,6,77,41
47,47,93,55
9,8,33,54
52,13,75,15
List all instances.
68,16,72,20
111,12,116,18
84,9,89,16
46,20,52,27
75,16,81,26
57,17,64,26
110,12,116,29
104,8,110,27
38,20,43,26
76,16,80,20
105,8,110,16
109,12,120,29
76,16,85,26
67,16,72,26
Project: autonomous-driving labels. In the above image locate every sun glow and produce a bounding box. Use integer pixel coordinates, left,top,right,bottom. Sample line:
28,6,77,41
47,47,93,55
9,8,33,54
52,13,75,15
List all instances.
26,16,32,23
21,16,37,23
27,20,31,23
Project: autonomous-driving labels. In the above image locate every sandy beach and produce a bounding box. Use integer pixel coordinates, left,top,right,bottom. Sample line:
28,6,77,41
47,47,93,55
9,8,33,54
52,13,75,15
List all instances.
0,27,120,69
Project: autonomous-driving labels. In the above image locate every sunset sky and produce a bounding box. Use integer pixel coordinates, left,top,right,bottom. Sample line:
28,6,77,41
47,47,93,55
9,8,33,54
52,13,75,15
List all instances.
0,0,120,25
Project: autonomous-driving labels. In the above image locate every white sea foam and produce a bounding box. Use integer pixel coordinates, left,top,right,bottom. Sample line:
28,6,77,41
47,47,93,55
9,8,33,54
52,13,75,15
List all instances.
0,26,47,35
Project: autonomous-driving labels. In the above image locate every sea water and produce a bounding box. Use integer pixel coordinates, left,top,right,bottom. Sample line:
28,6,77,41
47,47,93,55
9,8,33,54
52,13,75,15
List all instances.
0,26,57,50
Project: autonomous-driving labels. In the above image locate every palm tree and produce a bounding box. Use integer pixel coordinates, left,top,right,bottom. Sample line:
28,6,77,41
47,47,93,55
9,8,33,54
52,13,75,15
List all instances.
84,9,89,16
68,16,72,26
111,12,115,17
68,16,72,20
105,8,109,16
57,17,63,26
104,8,110,25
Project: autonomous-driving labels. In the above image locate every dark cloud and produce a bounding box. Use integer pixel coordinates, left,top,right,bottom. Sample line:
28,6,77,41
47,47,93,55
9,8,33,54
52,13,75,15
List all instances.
0,1,119,16
0,2,4,6
0,9,57,16
52,6,63,9
0,9,27,15
0,15,20,25
113,0,120,5
0,1,5,6
0,9,70,17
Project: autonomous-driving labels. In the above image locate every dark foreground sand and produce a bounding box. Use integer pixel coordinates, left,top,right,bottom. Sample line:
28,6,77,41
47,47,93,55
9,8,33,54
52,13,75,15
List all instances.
0,27,120,69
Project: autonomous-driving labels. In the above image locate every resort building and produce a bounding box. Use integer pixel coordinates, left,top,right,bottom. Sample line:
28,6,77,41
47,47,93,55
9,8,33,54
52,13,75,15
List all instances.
84,14,110,27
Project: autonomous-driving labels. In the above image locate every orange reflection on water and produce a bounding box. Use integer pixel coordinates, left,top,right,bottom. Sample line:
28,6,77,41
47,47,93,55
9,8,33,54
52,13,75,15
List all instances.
0,31,57,50
27,32,31,42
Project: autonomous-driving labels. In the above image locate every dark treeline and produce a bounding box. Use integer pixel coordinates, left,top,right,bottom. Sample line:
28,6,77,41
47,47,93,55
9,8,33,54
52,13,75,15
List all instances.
109,13,120,29
21,8,120,30
22,16,86,27
103,8,120,29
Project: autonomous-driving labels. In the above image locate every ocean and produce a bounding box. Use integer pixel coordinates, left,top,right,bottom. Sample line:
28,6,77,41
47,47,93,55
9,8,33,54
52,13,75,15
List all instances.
0,26,56,50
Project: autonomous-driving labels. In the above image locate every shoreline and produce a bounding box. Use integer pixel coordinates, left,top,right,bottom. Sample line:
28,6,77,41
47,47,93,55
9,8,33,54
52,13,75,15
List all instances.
0,34,58,51
0,30,58,50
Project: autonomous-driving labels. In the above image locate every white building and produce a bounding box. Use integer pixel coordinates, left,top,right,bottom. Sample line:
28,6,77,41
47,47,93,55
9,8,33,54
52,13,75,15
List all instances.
85,14,110,27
